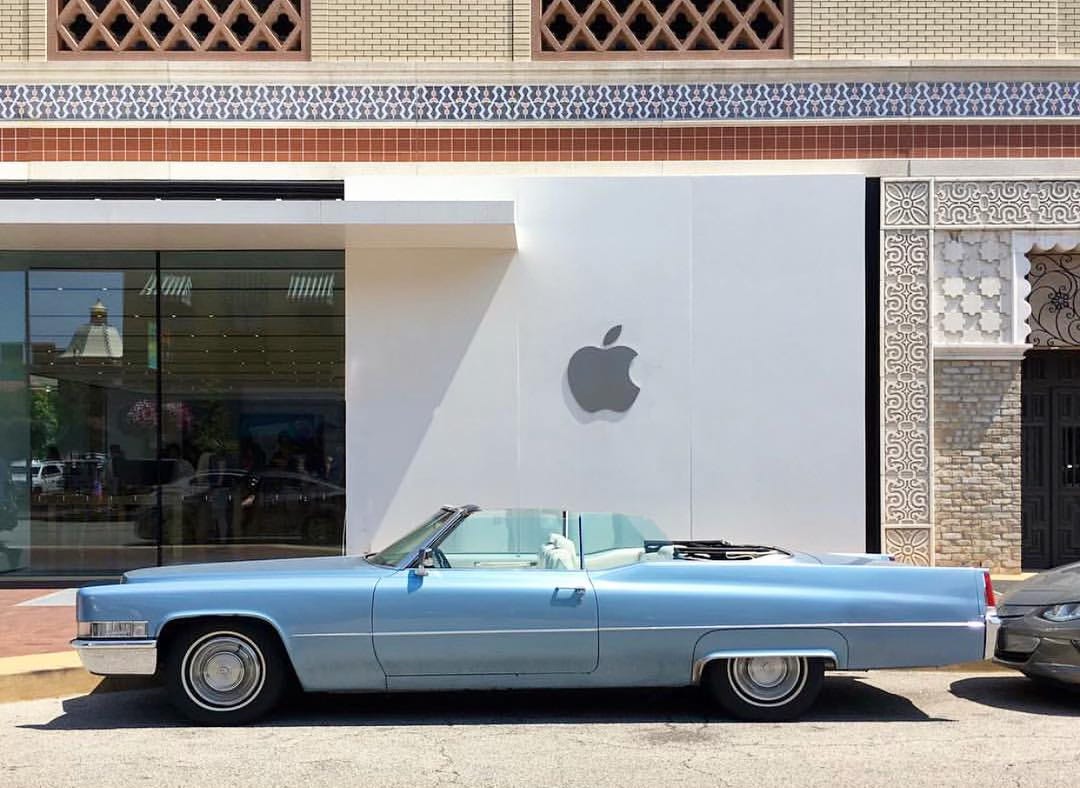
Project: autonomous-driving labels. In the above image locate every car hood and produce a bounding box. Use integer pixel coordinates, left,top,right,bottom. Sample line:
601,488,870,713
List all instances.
122,554,391,583
1002,561,1080,606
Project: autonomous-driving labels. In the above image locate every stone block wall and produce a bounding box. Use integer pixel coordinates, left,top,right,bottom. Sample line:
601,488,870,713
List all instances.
933,359,1022,573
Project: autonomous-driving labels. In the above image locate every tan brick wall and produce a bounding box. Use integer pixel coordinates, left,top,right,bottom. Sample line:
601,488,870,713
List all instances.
311,0,523,61
933,360,1022,574
1060,0,1080,54
793,1,1059,59
0,0,47,62
0,0,29,61
2,1,1080,62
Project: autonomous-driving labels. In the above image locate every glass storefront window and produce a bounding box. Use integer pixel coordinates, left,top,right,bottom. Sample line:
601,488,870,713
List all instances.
0,251,345,579
159,252,345,565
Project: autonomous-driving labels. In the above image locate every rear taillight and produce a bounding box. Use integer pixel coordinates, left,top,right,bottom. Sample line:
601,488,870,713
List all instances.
983,571,996,608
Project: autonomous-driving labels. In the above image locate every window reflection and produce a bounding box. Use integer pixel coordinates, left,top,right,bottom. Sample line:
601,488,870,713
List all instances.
160,252,345,565
0,251,345,578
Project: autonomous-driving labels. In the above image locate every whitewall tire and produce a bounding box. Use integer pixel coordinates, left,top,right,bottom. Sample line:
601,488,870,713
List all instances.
164,620,287,725
704,656,825,721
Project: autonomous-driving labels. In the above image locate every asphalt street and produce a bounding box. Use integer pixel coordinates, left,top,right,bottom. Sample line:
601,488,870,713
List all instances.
1,670,1077,788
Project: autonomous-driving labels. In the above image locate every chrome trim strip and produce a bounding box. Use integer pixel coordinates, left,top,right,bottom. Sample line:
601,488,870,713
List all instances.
691,649,840,684
70,638,157,676
598,622,984,632
375,628,596,637
295,621,987,638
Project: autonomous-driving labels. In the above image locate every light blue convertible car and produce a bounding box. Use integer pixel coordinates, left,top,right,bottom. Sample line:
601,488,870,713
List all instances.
73,505,999,724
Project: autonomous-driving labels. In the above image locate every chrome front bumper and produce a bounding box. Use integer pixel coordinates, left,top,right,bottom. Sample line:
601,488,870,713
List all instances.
984,608,1001,660
71,639,158,676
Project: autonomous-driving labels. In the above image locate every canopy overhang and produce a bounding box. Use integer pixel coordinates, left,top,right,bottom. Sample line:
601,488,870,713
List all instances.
0,199,517,249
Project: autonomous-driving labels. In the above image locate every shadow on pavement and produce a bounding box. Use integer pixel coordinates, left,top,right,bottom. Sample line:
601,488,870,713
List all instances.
950,675,1080,716
21,675,942,730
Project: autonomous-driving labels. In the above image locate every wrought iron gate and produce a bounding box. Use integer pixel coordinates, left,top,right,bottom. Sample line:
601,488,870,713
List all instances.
1022,351,1080,569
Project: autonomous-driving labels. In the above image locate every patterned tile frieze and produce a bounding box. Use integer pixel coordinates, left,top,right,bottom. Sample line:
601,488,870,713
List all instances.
8,80,1080,122
932,230,1013,345
935,181,1080,227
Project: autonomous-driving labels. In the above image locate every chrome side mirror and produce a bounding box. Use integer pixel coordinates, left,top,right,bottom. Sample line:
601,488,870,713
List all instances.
415,548,435,577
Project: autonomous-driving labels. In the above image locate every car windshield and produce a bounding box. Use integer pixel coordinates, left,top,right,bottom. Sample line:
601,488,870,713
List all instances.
366,509,455,567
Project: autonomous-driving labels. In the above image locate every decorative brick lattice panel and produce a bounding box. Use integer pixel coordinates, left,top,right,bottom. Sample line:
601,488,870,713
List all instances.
535,0,788,58
52,0,306,57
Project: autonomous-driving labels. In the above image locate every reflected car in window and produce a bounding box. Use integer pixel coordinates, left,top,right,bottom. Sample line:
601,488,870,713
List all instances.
75,505,999,725
134,470,344,548
9,460,65,495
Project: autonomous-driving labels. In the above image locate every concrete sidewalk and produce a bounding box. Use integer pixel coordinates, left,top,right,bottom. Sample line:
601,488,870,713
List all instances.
0,575,1032,704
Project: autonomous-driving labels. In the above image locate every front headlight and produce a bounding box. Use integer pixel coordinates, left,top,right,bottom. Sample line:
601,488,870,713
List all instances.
76,621,149,639
1041,602,1080,623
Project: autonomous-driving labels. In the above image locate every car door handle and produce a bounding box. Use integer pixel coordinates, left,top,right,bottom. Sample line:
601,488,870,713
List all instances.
556,587,586,597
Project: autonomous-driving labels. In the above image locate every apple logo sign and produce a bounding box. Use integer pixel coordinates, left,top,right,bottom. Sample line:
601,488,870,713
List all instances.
567,325,640,414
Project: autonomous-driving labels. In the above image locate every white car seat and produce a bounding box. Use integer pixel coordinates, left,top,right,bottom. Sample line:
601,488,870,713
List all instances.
539,533,579,570
638,544,676,562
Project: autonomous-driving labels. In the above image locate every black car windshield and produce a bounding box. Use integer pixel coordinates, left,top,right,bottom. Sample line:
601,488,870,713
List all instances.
366,509,454,567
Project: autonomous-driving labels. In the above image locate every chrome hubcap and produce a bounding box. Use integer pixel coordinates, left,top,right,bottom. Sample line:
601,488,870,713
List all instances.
746,657,787,688
203,652,245,693
728,657,807,708
181,632,265,712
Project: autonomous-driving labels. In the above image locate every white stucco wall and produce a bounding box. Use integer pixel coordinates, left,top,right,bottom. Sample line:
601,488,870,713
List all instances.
344,175,867,554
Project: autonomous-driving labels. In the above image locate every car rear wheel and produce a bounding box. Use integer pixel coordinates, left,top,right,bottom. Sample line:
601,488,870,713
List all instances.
164,620,286,725
704,656,824,721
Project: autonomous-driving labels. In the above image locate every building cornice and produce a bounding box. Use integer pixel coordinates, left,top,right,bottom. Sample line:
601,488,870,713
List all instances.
3,59,1080,86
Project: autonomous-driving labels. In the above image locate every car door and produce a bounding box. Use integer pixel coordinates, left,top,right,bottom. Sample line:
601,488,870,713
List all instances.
372,509,599,676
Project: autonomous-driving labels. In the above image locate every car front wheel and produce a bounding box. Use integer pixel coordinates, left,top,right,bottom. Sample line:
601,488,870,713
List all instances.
164,621,287,725
704,656,824,721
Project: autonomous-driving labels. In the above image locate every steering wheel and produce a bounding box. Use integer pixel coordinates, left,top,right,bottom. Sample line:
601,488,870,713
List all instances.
431,546,451,569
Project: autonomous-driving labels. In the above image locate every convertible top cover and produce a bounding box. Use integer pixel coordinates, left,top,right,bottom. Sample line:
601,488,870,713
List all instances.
643,540,791,561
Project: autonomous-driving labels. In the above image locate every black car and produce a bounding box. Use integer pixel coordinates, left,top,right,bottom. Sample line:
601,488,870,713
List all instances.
994,561,1080,688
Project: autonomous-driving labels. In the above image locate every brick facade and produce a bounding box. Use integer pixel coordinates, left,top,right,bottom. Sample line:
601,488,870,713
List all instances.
793,1,1059,59
7,124,1080,163
310,0,531,61
2,1,1079,62
933,359,1022,574
0,0,45,62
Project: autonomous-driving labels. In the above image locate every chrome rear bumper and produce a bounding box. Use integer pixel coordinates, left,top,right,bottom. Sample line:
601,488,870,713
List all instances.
71,639,158,676
984,608,1001,661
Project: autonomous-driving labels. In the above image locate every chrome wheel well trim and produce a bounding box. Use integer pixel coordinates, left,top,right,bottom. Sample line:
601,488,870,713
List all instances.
692,649,838,684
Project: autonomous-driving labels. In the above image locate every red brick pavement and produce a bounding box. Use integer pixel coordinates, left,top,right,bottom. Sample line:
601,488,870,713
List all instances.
0,590,74,658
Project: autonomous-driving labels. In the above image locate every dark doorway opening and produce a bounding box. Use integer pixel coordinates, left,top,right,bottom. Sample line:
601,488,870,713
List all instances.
1021,350,1080,569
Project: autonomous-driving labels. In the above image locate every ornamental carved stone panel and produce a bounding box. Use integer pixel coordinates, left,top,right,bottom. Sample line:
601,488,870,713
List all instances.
932,230,1012,346
881,228,932,531
882,177,1080,570
935,180,1080,227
